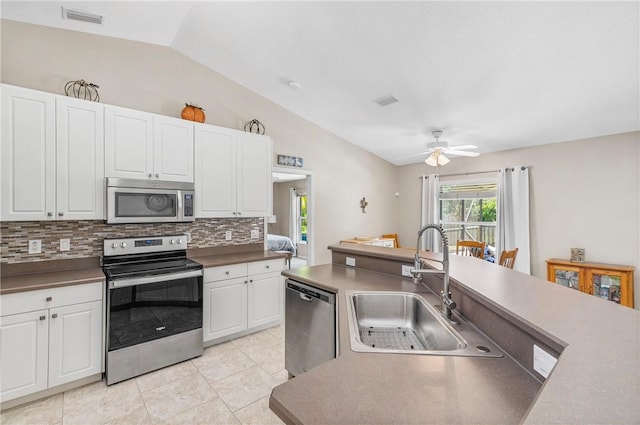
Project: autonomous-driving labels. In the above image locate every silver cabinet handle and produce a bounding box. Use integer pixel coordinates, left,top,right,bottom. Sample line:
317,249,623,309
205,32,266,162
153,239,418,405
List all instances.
300,293,313,302
51,313,58,319
39,315,46,321
46,296,52,302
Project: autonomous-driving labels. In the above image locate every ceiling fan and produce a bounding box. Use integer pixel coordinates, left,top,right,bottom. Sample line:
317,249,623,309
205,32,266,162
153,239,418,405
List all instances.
412,130,480,166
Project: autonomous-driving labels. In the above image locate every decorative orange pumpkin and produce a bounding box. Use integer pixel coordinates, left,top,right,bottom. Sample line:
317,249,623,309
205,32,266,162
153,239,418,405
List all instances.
181,103,205,123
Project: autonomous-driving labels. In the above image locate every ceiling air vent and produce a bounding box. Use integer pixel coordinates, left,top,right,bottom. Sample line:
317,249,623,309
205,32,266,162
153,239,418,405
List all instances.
62,7,103,25
374,94,399,107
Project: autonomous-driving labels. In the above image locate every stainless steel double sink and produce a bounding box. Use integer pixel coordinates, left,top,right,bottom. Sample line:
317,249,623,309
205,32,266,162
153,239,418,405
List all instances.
346,291,503,358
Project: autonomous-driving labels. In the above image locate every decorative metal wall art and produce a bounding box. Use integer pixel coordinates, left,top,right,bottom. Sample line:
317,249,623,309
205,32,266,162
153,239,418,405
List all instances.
570,248,585,263
244,119,265,135
277,155,303,168
181,103,206,123
64,79,100,102
360,197,368,213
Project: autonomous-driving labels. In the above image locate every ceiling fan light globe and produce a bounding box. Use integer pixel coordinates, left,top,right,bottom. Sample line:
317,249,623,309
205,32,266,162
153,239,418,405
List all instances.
439,154,450,165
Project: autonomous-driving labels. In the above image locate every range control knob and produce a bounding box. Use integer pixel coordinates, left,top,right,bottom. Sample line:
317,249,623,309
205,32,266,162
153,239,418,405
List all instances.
111,242,118,249
177,239,183,245
169,239,175,245
120,242,127,248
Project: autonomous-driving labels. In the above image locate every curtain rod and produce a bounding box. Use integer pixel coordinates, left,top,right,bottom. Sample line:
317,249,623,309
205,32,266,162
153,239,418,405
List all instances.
419,166,529,179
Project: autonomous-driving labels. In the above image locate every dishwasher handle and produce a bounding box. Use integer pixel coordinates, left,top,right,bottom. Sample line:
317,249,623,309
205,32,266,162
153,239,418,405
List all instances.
299,293,313,302
286,279,336,304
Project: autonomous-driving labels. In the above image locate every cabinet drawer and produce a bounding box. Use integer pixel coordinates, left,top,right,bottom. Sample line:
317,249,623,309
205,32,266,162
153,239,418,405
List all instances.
1,281,103,317
248,259,284,276
204,263,247,282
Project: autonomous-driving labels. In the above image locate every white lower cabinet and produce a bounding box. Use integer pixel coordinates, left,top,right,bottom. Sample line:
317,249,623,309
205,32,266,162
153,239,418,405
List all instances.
0,282,103,403
203,259,284,343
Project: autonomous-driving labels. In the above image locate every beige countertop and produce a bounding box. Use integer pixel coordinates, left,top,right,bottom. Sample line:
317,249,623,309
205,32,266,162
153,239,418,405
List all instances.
270,245,640,425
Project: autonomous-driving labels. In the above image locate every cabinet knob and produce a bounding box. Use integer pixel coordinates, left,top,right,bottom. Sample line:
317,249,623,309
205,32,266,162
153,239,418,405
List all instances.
237,212,242,216
46,296,52,302
244,280,248,284
266,265,270,269
155,173,159,178
148,173,153,178
232,212,237,215
58,212,64,217
39,316,46,321
51,313,58,319
47,212,53,217
249,279,253,283
225,271,230,275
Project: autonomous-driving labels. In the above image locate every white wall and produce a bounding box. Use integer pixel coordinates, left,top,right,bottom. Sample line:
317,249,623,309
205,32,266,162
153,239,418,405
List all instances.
0,19,398,265
397,132,640,308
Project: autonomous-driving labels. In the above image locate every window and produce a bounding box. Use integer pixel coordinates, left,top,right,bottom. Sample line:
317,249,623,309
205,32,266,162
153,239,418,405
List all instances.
439,178,497,255
296,193,308,243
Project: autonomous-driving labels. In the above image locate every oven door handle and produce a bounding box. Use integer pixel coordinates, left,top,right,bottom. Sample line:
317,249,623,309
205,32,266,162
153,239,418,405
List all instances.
109,270,203,289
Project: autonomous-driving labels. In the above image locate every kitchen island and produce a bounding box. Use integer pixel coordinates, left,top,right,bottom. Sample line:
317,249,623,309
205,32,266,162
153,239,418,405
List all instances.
270,244,640,424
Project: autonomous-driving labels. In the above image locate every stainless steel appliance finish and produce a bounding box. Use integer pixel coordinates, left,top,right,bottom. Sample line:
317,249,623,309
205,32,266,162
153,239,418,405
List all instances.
106,177,195,224
346,291,503,358
285,279,336,377
103,235,203,385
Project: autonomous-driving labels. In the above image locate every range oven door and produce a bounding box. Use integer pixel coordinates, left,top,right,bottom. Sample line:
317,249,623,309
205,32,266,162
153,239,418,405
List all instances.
107,270,203,353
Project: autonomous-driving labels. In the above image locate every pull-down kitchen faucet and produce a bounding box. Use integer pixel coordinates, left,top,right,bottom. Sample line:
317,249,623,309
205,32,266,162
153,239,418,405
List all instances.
410,224,457,322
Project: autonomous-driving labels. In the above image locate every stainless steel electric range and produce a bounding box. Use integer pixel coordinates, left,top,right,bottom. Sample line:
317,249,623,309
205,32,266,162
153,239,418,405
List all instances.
102,235,203,385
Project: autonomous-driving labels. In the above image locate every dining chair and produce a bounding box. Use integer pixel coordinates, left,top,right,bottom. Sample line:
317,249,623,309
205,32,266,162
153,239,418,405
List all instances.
499,248,519,269
456,240,486,258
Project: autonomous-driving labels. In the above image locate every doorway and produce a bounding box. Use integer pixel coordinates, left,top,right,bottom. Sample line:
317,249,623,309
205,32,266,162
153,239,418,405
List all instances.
269,167,315,266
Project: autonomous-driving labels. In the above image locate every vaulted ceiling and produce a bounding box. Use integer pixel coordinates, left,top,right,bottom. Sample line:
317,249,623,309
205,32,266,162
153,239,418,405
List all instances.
3,1,638,165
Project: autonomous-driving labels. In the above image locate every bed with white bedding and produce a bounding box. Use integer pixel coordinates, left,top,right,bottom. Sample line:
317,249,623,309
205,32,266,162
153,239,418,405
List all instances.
267,234,296,256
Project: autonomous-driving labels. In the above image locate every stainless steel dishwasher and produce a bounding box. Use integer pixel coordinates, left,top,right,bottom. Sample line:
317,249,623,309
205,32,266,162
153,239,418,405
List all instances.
285,279,336,377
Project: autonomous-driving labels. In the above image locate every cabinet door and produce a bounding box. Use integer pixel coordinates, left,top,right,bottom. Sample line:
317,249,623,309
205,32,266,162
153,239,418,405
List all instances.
56,97,105,220
203,278,247,342
1,85,56,221
236,133,272,217
0,310,49,402
105,105,154,179
586,268,632,307
248,272,283,328
548,264,584,292
194,124,237,217
153,115,194,182
48,300,102,388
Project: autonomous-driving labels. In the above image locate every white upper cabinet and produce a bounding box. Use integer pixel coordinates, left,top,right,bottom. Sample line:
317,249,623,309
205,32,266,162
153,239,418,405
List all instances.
56,96,105,220
195,124,272,218
1,85,104,221
105,105,194,182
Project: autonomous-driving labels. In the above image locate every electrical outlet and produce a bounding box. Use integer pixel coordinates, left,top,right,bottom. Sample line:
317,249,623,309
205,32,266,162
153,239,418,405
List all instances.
346,257,356,267
60,238,70,251
28,240,42,254
533,344,557,379
185,232,192,243
225,231,232,241
401,264,414,277
251,229,259,239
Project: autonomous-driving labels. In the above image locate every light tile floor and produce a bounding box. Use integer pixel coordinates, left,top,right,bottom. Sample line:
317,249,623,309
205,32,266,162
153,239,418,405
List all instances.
1,326,287,425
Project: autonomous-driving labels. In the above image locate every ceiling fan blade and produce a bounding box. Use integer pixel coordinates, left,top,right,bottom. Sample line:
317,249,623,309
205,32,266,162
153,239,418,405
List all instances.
395,150,431,160
446,145,478,151
444,150,480,157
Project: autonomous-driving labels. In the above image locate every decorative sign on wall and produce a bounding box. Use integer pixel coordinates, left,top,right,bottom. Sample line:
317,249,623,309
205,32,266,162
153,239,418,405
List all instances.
277,154,303,167
570,248,585,263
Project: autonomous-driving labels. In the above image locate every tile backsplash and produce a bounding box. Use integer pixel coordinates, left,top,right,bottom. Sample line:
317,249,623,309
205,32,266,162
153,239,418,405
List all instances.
0,218,264,264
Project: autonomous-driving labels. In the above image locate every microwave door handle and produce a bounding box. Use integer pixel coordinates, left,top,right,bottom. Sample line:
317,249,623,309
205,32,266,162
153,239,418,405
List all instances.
177,190,183,210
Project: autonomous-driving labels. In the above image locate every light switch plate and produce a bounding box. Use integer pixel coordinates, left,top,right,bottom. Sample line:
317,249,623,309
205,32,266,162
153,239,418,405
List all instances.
60,238,70,251
250,229,259,239
225,231,232,241
401,264,414,277
346,257,356,267
28,240,42,254
533,344,558,379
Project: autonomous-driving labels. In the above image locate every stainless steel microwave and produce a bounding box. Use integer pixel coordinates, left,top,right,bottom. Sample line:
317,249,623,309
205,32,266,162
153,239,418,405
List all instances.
106,178,195,224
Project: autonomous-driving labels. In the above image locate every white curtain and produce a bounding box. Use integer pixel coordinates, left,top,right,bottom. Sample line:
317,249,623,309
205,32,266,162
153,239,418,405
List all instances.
497,166,530,274
420,174,440,252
